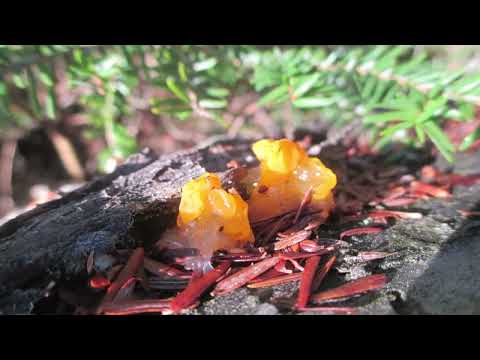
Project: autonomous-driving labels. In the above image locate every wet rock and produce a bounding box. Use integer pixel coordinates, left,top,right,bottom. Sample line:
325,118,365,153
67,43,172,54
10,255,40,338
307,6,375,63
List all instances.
93,254,118,273
196,178,480,315
357,296,397,315
404,237,480,314
374,177,480,314
194,153,480,315
270,280,301,300
335,262,371,281
435,150,480,175
0,289,41,314
199,288,272,315
253,303,279,315
387,217,454,248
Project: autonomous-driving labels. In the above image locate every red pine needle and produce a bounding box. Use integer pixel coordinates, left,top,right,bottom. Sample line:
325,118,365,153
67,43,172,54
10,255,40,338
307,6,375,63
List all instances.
420,165,439,181
144,257,191,278
383,186,407,201
446,174,480,186
368,210,423,220
113,277,137,302
311,274,388,304
299,240,322,253
101,247,144,304
410,181,451,198
247,268,285,284
89,275,111,289
247,267,291,284
381,197,418,207
274,259,293,274
101,299,173,315
295,255,322,309
311,255,336,293
296,306,358,315
304,217,326,231
293,186,313,224
106,264,124,282
375,189,412,205
408,191,431,200
356,251,396,262
212,257,280,296
274,230,312,251
285,257,304,272
262,212,295,244
212,253,267,263
458,210,480,217
170,261,232,313
251,210,295,227
340,227,383,240
247,273,303,289
86,250,95,275
289,244,301,252
280,247,335,260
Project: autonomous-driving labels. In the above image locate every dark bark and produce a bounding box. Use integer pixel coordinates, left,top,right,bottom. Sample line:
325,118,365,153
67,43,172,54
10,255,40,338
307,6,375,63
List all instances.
0,136,255,314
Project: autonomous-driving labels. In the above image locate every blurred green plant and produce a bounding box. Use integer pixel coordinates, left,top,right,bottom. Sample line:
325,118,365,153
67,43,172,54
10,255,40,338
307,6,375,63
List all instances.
1,45,480,173
251,45,480,162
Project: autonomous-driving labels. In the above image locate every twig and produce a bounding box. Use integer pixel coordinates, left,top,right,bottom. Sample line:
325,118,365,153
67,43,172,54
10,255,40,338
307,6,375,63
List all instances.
227,115,246,138
187,90,222,125
308,119,362,156
47,129,85,181
0,138,17,217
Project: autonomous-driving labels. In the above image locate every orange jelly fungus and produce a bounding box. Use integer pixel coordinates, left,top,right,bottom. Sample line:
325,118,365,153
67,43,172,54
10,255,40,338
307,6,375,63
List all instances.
168,173,254,257
245,139,337,221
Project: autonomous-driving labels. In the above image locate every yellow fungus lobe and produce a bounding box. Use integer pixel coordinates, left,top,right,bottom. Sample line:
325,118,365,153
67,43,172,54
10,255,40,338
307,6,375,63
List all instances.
177,173,222,226
172,173,254,257
247,139,337,222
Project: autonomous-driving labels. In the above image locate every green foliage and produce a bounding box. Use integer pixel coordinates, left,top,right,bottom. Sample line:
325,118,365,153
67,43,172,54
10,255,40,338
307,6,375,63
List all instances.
250,45,480,161
1,45,480,171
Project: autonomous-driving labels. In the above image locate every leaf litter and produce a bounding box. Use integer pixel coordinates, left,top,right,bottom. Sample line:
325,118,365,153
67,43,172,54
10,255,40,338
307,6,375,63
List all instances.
45,137,478,315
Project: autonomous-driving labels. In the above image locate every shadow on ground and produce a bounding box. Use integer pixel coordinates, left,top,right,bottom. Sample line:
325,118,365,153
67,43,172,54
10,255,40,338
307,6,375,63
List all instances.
399,193,480,314
375,152,480,315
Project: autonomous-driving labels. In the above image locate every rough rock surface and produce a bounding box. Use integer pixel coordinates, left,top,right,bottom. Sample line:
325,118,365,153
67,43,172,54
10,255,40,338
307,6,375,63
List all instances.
188,150,480,315
2,134,479,315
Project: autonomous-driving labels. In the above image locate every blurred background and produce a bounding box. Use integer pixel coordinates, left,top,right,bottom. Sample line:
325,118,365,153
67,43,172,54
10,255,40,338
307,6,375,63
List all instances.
1,45,480,222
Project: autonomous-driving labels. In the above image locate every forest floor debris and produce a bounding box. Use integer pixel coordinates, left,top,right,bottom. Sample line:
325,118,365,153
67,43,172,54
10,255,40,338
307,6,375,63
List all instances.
16,137,480,315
